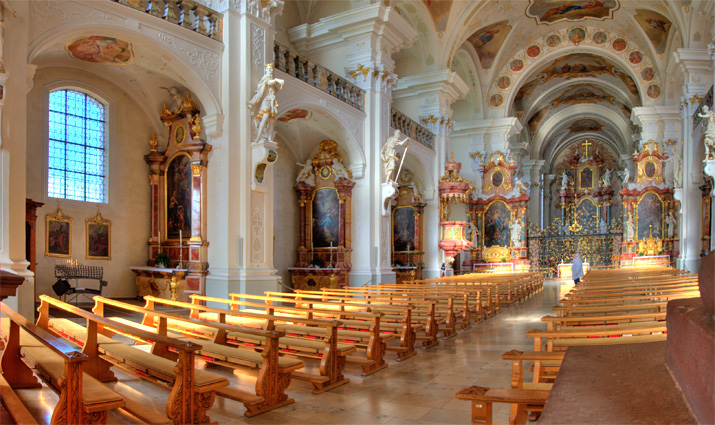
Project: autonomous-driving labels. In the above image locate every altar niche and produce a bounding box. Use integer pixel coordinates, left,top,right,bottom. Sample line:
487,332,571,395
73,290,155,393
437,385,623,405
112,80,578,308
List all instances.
619,141,676,266
139,91,211,300
391,172,425,283
467,151,529,271
293,140,355,290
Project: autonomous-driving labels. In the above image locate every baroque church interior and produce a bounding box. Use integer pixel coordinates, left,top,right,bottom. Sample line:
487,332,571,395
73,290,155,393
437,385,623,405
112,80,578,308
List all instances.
1,0,714,424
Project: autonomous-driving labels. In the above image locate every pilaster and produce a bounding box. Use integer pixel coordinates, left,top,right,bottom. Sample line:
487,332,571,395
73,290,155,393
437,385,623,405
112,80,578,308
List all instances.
521,159,546,226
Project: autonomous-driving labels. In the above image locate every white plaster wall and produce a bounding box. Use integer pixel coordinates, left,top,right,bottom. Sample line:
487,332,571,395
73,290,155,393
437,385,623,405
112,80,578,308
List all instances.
273,141,300,290
26,68,152,300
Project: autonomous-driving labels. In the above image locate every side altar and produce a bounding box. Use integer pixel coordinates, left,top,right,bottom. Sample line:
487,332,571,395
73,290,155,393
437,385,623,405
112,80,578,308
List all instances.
131,89,211,301
391,171,425,283
292,140,354,289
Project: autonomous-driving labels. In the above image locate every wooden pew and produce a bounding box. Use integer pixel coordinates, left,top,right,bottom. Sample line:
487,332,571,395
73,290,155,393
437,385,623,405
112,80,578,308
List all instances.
36,295,231,423
456,385,549,425
526,321,667,352
1,301,124,425
501,350,564,389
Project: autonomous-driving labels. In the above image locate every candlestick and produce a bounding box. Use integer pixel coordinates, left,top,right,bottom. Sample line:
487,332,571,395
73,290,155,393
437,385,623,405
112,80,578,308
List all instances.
158,231,161,252
178,230,183,269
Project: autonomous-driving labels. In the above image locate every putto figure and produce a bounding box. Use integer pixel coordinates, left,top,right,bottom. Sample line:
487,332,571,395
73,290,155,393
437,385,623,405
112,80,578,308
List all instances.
248,64,284,144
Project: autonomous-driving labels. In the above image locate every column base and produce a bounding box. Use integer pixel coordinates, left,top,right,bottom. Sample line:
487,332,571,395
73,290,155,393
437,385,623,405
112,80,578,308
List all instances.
205,267,280,306
676,256,702,273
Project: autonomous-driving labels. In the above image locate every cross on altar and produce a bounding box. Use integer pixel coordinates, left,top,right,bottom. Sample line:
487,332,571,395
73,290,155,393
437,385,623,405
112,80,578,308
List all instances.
582,139,592,156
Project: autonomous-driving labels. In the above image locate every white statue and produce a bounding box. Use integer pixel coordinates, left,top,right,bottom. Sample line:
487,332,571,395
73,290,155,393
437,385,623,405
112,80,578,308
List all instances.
602,168,612,187
400,169,423,201
468,222,479,246
599,218,608,234
295,160,315,186
510,218,523,248
560,170,569,189
247,64,284,144
626,212,635,241
332,158,350,180
698,106,715,160
666,210,677,239
160,86,184,112
381,129,409,183
621,167,631,185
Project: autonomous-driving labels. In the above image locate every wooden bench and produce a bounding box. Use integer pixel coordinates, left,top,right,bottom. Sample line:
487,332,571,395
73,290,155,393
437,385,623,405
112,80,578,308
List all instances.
1,302,124,425
526,322,667,352
456,385,549,425
36,295,230,423
500,350,564,389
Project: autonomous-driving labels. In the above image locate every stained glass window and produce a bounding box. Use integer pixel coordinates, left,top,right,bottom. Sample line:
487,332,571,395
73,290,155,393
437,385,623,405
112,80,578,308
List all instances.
48,89,106,202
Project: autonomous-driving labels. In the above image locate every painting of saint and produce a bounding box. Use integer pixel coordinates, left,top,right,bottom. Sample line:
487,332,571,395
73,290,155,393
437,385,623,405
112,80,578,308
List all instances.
87,223,110,259
634,9,671,54
580,167,593,189
393,207,416,252
641,67,655,81
637,192,663,240
467,21,512,69
592,31,608,44
484,201,511,247
423,0,453,33
312,188,340,247
526,0,619,25
66,36,133,64
47,220,71,257
576,198,598,233
489,93,504,108
166,154,192,239
567,27,586,44
510,59,524,72
647,84,661,99
546,34,561,47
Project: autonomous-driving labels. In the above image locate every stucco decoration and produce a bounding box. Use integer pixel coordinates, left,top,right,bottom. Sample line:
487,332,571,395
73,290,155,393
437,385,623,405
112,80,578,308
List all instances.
525,0,620,25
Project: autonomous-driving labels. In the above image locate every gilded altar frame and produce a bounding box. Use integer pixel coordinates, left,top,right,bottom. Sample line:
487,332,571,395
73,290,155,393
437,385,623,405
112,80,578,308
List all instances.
482,199,513,249
164,151,193,241
636,190,665,239
309,186,343,249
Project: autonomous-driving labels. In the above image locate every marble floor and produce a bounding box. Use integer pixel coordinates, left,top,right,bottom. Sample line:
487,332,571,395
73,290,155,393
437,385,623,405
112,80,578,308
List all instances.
7,280,572,424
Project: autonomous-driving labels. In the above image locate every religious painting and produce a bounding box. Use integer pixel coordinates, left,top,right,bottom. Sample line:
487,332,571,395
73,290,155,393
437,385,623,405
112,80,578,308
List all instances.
489,93,504,108
510,58,524,72
423,0,453,33
546,34,561,47
637,192,663,240
611,38,627,51
641,67,655,81
278,108,312,122
576,198,598,233
166,154,192,239
484,201,511,247
592,31,608,44
644,161,656,179
86,212,110,260
538,53,615,83
569,119,602,133
527,106,552,133
514,79,542,112
393,206,416,252
553,84,613,108
567,27,586,44
634,9,671,54
526,45,541,58
467,21,512,69
492,171,504,187
579,166,594,190
615,69,640,98
46,209,72,258
647,84,661,99
65,36,133,64
629,51,643,64
496,76,511,89
174,124,186,145
312,188,340,248
526,0,619,25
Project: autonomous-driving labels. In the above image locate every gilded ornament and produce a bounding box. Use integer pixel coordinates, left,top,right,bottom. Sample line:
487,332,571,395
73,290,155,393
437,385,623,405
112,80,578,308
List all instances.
191,164,202,176
149,131,158,152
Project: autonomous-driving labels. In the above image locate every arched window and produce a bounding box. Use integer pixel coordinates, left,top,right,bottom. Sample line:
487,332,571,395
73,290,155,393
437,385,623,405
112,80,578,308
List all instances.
48,89,107,202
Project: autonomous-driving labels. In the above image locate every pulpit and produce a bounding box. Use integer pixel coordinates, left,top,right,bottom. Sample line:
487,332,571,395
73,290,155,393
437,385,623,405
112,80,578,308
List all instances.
135,90,211,299
292,140,354,289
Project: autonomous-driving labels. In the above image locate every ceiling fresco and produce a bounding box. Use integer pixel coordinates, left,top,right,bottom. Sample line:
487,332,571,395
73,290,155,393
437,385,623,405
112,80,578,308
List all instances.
423,0,453,33
569,119,603,133
467,20,513,69
65,36,133,64
525,0,620,25
538,53,618,83
633,9,672,54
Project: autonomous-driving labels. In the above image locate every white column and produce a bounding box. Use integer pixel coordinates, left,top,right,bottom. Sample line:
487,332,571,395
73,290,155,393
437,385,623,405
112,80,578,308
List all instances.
522,159,545,227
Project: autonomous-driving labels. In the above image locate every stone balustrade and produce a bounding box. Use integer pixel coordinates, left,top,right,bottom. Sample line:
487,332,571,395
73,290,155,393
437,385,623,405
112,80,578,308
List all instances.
391,109,435,150
112,0,222,41
274,43,365,112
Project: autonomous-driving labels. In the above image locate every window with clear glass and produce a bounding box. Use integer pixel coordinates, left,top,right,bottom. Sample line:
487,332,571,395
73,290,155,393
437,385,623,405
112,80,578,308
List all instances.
48,89,106,202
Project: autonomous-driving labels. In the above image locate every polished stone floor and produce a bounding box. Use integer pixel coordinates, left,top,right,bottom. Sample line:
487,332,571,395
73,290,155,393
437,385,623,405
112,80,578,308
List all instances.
8,280,571,424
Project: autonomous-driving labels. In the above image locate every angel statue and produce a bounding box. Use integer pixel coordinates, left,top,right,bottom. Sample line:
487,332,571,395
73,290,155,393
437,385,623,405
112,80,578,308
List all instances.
381,129,409,183
560,170,569,189
295,160,315,186
621,167,630,185
602,168,612,187
248,64,284,144
698,105,715,160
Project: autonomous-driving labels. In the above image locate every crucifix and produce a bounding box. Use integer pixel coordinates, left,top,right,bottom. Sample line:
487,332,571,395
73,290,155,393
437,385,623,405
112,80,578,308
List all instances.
582,139,592,157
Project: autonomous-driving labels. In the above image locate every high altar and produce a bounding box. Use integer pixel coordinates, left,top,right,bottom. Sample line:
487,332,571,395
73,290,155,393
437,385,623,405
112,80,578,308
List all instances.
391,171,425,283
467,151,529,271
291,140,354,290
132,91,211,300
620,141,677,266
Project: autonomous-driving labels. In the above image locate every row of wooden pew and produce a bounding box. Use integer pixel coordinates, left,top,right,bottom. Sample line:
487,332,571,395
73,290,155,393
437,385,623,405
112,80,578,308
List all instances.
456,266,699,424
0,271,543,424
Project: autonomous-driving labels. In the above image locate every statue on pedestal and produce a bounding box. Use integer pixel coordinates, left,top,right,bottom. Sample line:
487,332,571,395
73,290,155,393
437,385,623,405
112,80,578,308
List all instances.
626,212,635,241
248,64,284,144
698,106,715,160
381,130,409,183
560,170,569,189
666,210,677,239
296,160,315,186
510,218,523,248
602,168,612,187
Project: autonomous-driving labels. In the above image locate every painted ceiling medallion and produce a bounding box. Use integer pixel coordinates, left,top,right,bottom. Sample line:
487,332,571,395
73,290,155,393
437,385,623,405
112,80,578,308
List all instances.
526,0,620,25
66,36,133,64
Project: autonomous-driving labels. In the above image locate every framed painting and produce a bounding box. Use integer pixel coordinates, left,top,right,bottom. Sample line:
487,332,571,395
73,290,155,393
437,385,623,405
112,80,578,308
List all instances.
46,207,72,258
576,198,598,233
312,188,340,248
393,206,416,253
86,210,111,260
165,153,192,240
637,191,663,240
579,166,594,190
484,200,512,248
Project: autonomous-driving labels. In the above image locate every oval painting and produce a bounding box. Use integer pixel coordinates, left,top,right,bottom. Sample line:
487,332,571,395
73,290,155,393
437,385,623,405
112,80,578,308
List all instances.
629,51,643,64
567,28,586,44
510,59,524,72
592,31,608,44
492,171,504,187
641,67,655,81
645,161,656,179
612,38,627,51
647,84,661,99
546,34,561,47
489,93,504,108
496,76,511,89
66,36,133,64
526,45,541,58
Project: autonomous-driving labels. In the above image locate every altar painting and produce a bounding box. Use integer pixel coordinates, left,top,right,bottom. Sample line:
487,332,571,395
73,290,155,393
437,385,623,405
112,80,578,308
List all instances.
166,154,192,239
637,192,663,240
393,206,416,252
579,167,594,190
576,198,598,234
312,188,340,248
484,201,511,247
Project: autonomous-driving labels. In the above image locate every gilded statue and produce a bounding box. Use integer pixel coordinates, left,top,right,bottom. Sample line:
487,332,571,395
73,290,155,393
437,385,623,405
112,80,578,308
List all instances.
248,64,284,144
381,129,409,183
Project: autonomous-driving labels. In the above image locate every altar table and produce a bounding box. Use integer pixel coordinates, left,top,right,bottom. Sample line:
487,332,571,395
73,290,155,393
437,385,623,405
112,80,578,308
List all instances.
557,263,590,279
130,266,188,301
632,255,670,267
